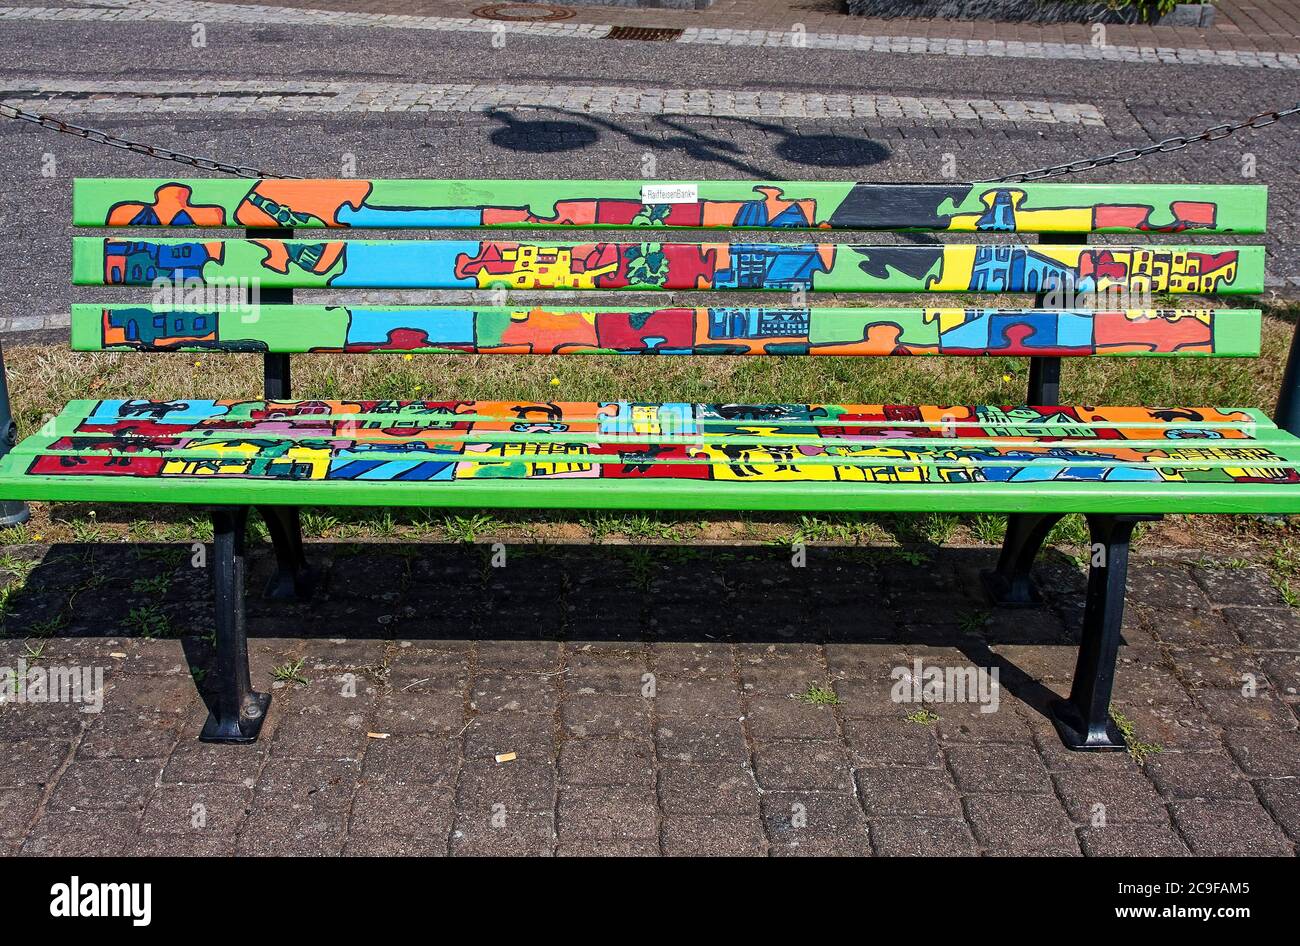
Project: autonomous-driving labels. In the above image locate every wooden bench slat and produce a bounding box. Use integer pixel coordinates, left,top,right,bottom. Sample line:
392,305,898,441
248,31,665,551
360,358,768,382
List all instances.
74,239,1266,294
71,179,1269,234
11,401,1297,497
71,305,1263,357
39,399,1277,432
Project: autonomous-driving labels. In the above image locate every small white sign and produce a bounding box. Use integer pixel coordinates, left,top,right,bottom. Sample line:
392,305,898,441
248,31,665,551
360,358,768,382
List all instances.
641,184,698,205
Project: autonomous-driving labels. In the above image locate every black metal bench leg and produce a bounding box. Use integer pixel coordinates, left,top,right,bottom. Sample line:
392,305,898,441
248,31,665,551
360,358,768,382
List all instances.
981,512,1064,605
257,505,315,600
200,506,271,743
1050,513,1159,751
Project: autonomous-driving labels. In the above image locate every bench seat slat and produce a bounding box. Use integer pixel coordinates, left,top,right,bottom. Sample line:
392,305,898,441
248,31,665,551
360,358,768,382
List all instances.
4,400,1297,517
72,305,1264,357
74,239,1267,295
71,179,1269,234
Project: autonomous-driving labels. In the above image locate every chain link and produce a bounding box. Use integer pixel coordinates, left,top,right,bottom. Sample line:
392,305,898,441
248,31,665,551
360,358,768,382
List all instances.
0,103,300,179
3,97,1299,184
992,103,1300,183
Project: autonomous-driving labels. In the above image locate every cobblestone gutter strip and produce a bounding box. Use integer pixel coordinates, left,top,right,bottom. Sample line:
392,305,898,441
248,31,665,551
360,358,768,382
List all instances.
1,0,1298,70
0,79,1108,124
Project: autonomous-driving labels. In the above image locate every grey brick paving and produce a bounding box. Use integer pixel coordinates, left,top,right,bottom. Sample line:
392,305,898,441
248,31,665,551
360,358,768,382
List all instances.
1,541,1298,856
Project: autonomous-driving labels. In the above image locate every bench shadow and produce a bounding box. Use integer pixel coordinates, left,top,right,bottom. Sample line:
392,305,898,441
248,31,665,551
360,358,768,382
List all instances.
480,108,893,176
1,540,1096,721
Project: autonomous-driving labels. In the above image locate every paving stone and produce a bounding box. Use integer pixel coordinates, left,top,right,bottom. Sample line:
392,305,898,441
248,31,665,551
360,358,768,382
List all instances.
476,640,562,672
1221,607,1300,651
1143,608,1239,647
658,762,759,816
1224,730,1300,778
650,643,734,677
361,733,459,786
1144,750,1255,800
130,831,239,855
934,704,1031,743
652,674,742,717
1262,654,1300,699
79,709,186,759
751,739,852,791
1167,647,1268,690
161,739,264,785
761,791,871,856
843,716,944,768
965,793,1079,855
744,696,841,740
456,759,555,813
556,785,658,840
561,693,650,739
271,707,372,759
1169,799,1294,856
237,802,348,856
554,838,660,856
661,815,765,856
450,809,555,856
257,756,361,810
21,809,139,856
343,833,447,856
470,670,557,714
869,817,978,856
48,757,161,812
371,690,463,736
855,767,962,817
946,743,1051,794
1127,564,1212,611
656,715,748,764
1078,822,1190,856
1191,566,1286,607
140,782,252,835
1108,702,1224,752
0,787,41,842
0,739,70,788
349,784,454,840
463,712,554,761
1194,689,1297,730
1051,770,1168,824
1254,780,1300,842
558,738,655,788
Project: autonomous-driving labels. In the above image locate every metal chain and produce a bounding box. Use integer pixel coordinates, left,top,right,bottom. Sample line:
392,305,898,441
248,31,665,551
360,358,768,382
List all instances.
992,103,1300,183
3,97,1299,184
0,103,300,179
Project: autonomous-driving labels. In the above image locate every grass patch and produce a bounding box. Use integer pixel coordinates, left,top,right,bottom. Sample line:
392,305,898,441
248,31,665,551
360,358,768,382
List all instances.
796,681,841,706
905,708,940,725
1110,706,1163,764
271,657,309,686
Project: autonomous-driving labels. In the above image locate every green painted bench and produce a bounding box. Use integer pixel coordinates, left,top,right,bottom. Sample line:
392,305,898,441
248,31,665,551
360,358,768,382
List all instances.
0,177,1296,751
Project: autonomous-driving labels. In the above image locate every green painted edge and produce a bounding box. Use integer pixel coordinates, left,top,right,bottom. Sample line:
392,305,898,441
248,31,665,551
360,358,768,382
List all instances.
1,463,1298,515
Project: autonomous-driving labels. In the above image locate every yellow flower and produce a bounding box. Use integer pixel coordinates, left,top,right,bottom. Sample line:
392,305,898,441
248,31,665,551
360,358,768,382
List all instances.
549,377,561,386
1001,374,1012,383
193,360,202,368
33,534,43,541
402,354,413,362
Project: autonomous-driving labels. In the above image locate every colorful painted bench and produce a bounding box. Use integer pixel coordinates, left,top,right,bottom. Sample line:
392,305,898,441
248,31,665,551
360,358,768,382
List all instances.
0,177,1297,751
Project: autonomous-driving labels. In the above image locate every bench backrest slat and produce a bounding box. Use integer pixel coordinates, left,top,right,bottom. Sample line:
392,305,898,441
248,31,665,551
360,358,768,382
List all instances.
70,305,1263,357
71,179,1268,234
74,238,1265,295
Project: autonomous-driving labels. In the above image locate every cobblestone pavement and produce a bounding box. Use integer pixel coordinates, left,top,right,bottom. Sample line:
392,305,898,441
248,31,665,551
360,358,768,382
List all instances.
1,541,1298,856
0,79,1108,123
6,0,1300,67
